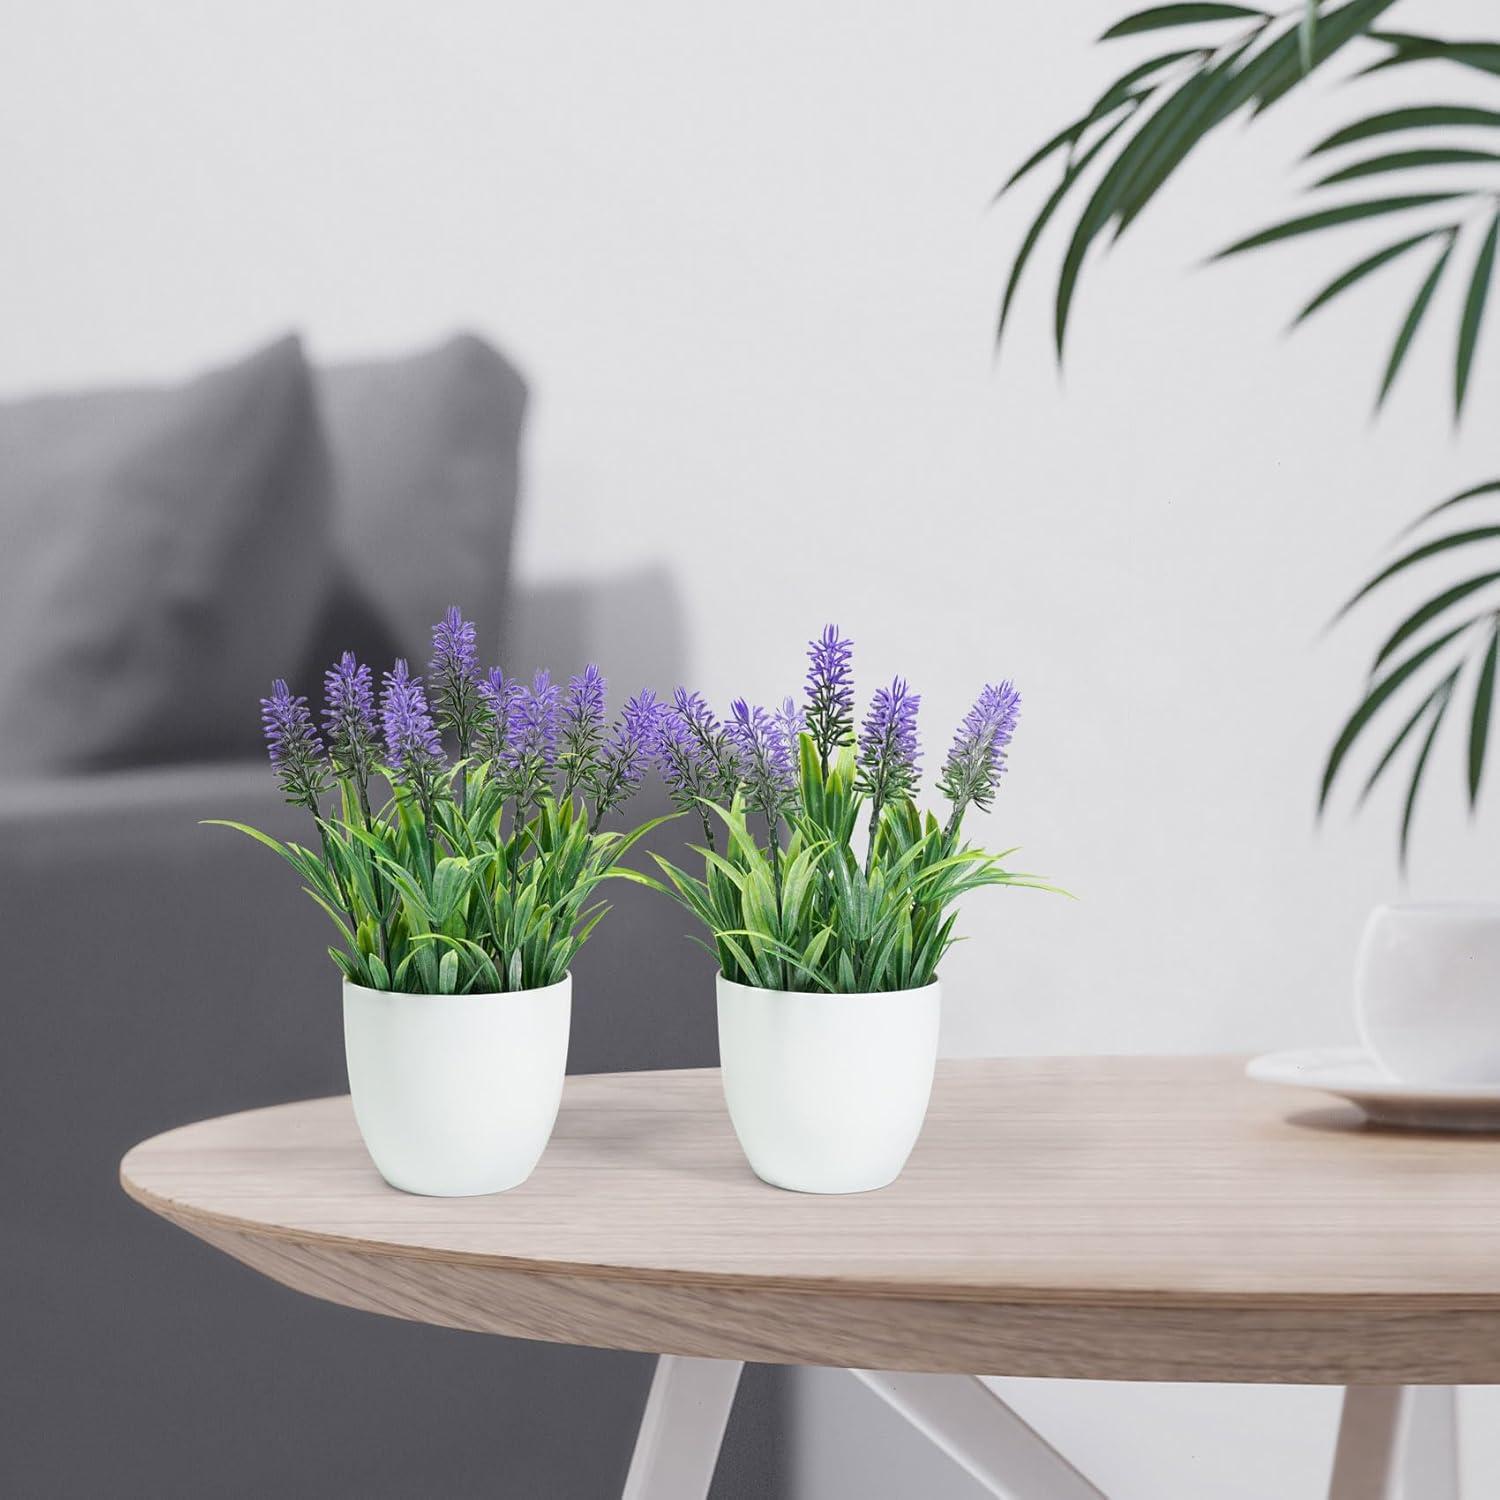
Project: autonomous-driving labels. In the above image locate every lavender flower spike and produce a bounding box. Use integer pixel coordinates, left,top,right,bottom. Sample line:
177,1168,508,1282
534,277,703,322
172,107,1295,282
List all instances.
380,660,443,781
559,664,608,800
774,695,805,746
322,652,378,800
805,624,854,771
519,669,560,766
589,688,664,827
261,679,329,812
858,677,922,809
428,606,483,752
728,698,797,825
477,666,525,766
938,680,1020,834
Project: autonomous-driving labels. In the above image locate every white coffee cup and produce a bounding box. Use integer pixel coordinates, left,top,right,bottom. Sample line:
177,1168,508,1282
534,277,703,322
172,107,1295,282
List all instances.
1356,902,1500,1085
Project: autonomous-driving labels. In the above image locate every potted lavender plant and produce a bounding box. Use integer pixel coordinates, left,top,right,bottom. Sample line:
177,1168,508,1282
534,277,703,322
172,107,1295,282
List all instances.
621,626,1062,1194
214,609,667,1197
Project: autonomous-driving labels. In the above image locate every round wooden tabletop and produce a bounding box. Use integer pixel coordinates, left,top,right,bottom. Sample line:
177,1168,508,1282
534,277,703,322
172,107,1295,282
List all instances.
119,1056,1500,1382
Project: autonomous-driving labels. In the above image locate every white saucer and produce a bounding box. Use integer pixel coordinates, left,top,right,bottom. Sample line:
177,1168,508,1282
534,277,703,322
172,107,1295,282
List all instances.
1246,1046,1500,1131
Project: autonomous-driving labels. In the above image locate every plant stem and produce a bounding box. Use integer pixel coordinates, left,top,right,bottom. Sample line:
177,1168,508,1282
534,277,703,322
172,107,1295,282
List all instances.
864,793,885,879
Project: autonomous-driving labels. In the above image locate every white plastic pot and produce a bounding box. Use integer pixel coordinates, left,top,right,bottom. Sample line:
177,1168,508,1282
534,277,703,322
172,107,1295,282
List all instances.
715,973,941,1194
342,974,571,1196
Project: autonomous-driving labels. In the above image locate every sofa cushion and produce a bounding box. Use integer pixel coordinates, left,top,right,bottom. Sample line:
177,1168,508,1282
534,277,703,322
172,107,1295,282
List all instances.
315,333,527,665
0,335,331,771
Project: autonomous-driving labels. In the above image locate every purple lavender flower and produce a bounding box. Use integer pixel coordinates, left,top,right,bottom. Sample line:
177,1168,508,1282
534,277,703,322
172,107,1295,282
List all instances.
380,660,443,782
501,668,560,808
261,679,329,811
728,697,797,825
558,664,608,800
938,680,1020,834
428,607,483,753
858,677,922,811
322,652,378,800
477,666,525,766
589,689,664,826
774,695,805,747
805,624,855,771
519,669,560,766
648,689,743,843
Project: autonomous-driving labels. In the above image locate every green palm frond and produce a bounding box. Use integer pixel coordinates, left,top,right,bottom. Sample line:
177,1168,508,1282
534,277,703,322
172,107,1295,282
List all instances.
1322,481,1500,862
1002,7,1500,860
999,7,1500,418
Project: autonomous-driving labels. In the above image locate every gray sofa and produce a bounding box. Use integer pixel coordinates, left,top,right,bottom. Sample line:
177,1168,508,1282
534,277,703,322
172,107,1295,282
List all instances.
0,338,786,1497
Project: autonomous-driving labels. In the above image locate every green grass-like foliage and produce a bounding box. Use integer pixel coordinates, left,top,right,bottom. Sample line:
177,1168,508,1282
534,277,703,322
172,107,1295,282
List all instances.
209,766,671,995
614,735,1062,994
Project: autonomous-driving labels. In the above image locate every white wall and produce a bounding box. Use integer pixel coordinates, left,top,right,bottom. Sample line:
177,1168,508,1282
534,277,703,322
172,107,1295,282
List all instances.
6,3,1499,1494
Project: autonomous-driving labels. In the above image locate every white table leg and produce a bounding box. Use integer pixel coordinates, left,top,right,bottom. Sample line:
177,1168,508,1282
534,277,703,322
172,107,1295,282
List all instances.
850,1369,1106,1499
1401,1386,1459,1500
1329,1386,1459,1500
621,1355,744,1500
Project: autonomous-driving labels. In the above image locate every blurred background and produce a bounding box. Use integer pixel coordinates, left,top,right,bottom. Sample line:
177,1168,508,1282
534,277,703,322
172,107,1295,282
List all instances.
3,1,1499,1495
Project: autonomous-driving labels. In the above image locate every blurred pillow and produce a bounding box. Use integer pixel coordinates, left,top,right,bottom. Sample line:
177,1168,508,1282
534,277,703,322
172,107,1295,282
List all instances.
316,333,527,665
0,335,331,772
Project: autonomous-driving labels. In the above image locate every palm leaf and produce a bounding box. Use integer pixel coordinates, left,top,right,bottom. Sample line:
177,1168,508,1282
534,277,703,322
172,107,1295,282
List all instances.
1319,622,1470,811
1399,677,1456,864
1214,194,1466,258
1357,666,1460,805
1100,4,1267,39
1400,478,1500,533
998,110,1139,345
1338,523,1500,617
1361,34,1500,80
1313,147,1500,187
1470,619,1500,806
1455,209,1500,417
1309,105,1500,156
1378,232,1457,406
1372,573,1500,670
1290,227,1448,325
998,51,1200,198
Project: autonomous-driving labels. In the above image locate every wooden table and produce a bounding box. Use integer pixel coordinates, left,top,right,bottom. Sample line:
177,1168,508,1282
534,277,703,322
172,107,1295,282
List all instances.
120,1056,1499,1499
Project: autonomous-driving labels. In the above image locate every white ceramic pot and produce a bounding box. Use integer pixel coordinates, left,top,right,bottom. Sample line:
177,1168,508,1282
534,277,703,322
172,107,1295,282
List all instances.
715,973,941,1194
342,974,571,1196
1356,903,1500,1085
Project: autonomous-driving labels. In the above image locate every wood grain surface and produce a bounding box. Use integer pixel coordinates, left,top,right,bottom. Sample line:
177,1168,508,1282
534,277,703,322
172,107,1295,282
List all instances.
119,1056,1500,1381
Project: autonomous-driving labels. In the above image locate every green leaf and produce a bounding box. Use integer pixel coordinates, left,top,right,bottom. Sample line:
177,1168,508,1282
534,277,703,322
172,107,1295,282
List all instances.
1100,4,1267,38
1400,478,1500,534
1372,574,1500,670
1455,210,1499,418
1298,0,1316,75
1320,623,1469,811
1338,523,1500,618
1378,233,1457,407
1111,40,1260,235
1400,677,1455,866
1471,621,1500,809
438,949,459,995
997,109,1139,347
1054,61,1240,354
1310,106,1500,156
1251,0,1402,117
1358,667,1459,807
366,952,391,990
1313,148,1500,188
997,49,1197,200
327,947,361,983
1361,34,1500,80
1215,195,1466,259
1289,228,1445,326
